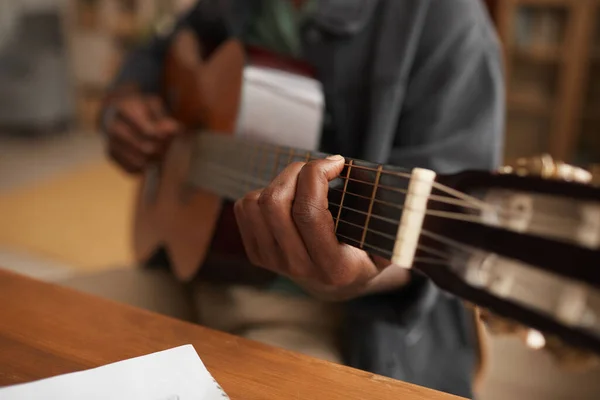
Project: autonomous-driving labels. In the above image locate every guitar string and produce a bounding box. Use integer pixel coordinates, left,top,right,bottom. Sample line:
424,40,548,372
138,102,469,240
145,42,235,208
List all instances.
186,171,451,261
334,232,449,265
193,164,585,256
196,139,592,241
198,140,586,223
195,161,482,223
190,169,449,258
416,230,560,294
213,139,599,227
330,182,487,211
327,187,582,228
202,135,489,207
194,161,587,244
334,218,454,259
195,157,494,214
193,143,474,264
196,168,591,258
199,135,487,207
325,185,569,225
193,160,585,231
186,165,592,270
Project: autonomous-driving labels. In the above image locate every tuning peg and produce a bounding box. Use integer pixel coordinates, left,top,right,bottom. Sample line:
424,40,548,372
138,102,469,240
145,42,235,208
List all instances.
500,154,593,184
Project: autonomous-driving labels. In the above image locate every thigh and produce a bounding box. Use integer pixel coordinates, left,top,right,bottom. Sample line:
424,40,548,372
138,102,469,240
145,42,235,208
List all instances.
192,281,343,363
58,267,196,322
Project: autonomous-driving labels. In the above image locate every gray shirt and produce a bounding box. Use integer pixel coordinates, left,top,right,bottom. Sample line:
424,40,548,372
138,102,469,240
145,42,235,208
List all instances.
111,1,505,397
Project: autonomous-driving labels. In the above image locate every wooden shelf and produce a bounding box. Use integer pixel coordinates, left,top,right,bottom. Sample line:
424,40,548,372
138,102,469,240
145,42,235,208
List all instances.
498,0,599,162
583,105,600,122
508,90,554,114
512,45,564,62
513,0,583,6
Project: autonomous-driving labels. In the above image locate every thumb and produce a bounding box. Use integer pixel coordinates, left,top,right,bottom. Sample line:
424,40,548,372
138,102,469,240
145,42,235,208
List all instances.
321,154,346,181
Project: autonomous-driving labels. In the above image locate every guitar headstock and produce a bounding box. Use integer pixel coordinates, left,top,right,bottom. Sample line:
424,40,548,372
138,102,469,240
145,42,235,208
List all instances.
419,155,600,368
485,156,599,368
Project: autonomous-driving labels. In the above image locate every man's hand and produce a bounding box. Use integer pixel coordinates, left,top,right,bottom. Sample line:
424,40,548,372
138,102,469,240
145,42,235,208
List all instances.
102,92,182,174
234,155,410,301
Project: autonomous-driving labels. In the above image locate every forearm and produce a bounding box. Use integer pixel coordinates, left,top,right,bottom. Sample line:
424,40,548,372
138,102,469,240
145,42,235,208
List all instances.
101,6,201,130
110,46,165,94
109,3,207,94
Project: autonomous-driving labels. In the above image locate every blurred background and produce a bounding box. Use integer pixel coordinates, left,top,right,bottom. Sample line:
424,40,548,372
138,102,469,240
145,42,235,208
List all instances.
0,0,599,398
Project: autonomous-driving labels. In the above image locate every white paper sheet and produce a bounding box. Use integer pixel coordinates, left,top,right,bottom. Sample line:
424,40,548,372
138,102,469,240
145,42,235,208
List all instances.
236,65,324,151
0,345,229,400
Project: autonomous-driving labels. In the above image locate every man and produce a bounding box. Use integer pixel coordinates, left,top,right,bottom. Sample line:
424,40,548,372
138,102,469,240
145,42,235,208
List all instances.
101,0,504,397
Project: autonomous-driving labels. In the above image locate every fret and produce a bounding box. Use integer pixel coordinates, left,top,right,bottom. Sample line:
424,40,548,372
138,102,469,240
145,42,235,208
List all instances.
331,160,377,246
191,135,411,260
360,165,382,248
335,160,353,232
328,160,406,257
365,165,407,253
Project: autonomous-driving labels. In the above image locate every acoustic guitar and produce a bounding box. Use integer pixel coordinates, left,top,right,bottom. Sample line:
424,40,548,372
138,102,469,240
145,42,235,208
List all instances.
133,29,600,364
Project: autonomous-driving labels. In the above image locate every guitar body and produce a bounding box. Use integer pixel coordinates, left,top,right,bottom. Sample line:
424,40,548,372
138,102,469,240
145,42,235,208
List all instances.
133,30,246,281
133,30,322,281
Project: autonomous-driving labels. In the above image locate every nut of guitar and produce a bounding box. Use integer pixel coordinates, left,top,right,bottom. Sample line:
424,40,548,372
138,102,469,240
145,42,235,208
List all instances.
478,154,599,370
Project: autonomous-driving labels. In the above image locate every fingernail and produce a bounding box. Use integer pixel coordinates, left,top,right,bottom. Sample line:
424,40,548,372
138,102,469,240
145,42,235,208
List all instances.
326,154,344,161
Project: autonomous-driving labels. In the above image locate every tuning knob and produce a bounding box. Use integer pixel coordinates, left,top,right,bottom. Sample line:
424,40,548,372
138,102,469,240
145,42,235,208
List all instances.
480,154,599,370
499,154,593,184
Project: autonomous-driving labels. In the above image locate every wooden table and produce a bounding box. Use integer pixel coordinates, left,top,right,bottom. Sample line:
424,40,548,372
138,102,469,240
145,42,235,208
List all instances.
0,269,462,399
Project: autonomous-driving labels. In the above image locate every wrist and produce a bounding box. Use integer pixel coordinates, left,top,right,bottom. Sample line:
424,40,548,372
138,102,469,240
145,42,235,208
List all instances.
297,265,412,302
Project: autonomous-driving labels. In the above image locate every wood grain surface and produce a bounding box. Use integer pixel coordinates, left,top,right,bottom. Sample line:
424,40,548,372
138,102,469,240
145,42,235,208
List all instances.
0,269,463,399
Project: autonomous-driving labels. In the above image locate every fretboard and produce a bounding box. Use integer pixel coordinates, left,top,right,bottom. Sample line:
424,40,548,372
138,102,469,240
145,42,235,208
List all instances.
187,132,414,260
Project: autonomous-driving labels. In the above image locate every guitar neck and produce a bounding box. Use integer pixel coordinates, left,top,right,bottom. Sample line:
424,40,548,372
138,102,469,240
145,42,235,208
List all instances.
181,132,600,359
187,132,435,265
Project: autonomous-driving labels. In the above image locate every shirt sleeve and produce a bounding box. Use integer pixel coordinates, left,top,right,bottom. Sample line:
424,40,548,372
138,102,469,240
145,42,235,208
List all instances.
109,0,229,94
390,0,505,174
